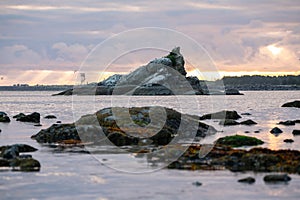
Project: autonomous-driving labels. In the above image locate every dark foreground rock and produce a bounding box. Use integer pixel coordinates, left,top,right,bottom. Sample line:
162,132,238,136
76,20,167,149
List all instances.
15,112,40,123
282,100,300,108
44,115,57,119
216,135,264,147
270,127,283,135
0,112,10,123
0,144,40,172
31,106,217,146
219,119,257,126
200,110,241,120
292,130,300,136
168,144,300,174
263,174,291,183
278,120,296,126
238,177,255,184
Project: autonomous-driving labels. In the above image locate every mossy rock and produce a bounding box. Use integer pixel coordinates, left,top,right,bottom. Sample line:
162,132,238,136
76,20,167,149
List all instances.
216,135,264,147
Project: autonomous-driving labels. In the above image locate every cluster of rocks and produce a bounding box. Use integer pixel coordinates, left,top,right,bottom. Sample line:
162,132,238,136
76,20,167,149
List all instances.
199,110,257,126
238,174,292,184
0,112,10,123
168,142,300,174
53,47,242,96
31,106,217,147
13,112,40,123
0,144,40,172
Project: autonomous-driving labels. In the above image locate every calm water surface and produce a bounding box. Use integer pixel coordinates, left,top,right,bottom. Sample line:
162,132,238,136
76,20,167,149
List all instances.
0,91,300,199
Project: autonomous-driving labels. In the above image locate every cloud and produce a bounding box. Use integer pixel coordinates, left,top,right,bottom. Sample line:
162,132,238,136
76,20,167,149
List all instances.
0,0,300,85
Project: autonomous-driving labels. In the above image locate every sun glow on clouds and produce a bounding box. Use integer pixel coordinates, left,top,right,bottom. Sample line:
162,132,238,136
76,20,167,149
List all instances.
0,70,76,86
267,45,282,56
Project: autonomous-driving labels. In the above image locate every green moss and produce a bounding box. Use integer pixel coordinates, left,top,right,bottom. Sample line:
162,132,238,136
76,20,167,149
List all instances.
165,52,176,66
216,135,264,147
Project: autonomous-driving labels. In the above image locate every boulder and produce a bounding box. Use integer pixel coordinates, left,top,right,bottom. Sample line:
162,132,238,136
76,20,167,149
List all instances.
0,115,10,123
292,130,300,136
270,127,283,135
0,111,10,123
13,113,26,120
219,119,240,126
283,139,294,143
31,106,217,146
282,100,300,108
279,120,295,126
225,88,243,95
238,177,255,184
263,174,291,182
44,115,57,119
16,112,40,123
216,135,264,147
0,144,40,172
240,119,257,125
200,110,241,120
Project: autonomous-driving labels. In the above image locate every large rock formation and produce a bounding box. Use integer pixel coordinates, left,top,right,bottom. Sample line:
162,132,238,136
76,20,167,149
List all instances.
31,106,217,146
53,47,242,96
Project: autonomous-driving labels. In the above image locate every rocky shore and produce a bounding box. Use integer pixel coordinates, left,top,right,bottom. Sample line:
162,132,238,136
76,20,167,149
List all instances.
0,144,41,172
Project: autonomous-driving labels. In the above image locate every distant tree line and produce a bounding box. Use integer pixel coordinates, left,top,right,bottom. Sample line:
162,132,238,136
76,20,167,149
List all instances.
218,75,300,85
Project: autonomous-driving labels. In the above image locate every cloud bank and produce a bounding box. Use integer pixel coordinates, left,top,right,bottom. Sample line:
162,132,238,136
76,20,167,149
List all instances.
0,0,299,85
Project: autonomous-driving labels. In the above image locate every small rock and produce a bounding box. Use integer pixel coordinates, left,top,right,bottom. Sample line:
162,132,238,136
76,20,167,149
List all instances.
283,139,294,143
279,120,295,126
263,174,291,182
200,110,241,120
241,113,252,116
0,112,10,123
34,124,42,127
16,112,40,123
192,181,202,187
13,113,25,120
240,119,257,126
244,131,250,133
44,115,57,119
292,130,300,136
219,119,240,126
56,121,62,124
282,100,300,108
254,130,260,133
0,129,2,133
238,177,255,184
270,127,283,135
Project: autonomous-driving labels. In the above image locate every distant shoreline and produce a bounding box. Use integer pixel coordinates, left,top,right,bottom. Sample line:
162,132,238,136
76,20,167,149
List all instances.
0,85,73,91
0,84,299,92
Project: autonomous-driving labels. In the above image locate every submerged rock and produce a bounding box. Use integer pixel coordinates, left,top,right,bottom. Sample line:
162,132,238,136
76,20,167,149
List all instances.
270,127,283,135
44,115,57,119
283,139,294,143
216,135,264,147
200,110,241,120
282,100,300,108
16,112,40,123
0,111,10,123
238,177,255,184
219,119,240,126
292,130,300,136
168,145,300,174
0,144,40,172
225,88,243,95
192,181,202,187
240,119,257,125
263,174,291,183
279,120,296,126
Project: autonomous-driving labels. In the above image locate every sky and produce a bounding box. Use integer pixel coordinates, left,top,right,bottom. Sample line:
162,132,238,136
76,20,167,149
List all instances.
0,0,299,85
